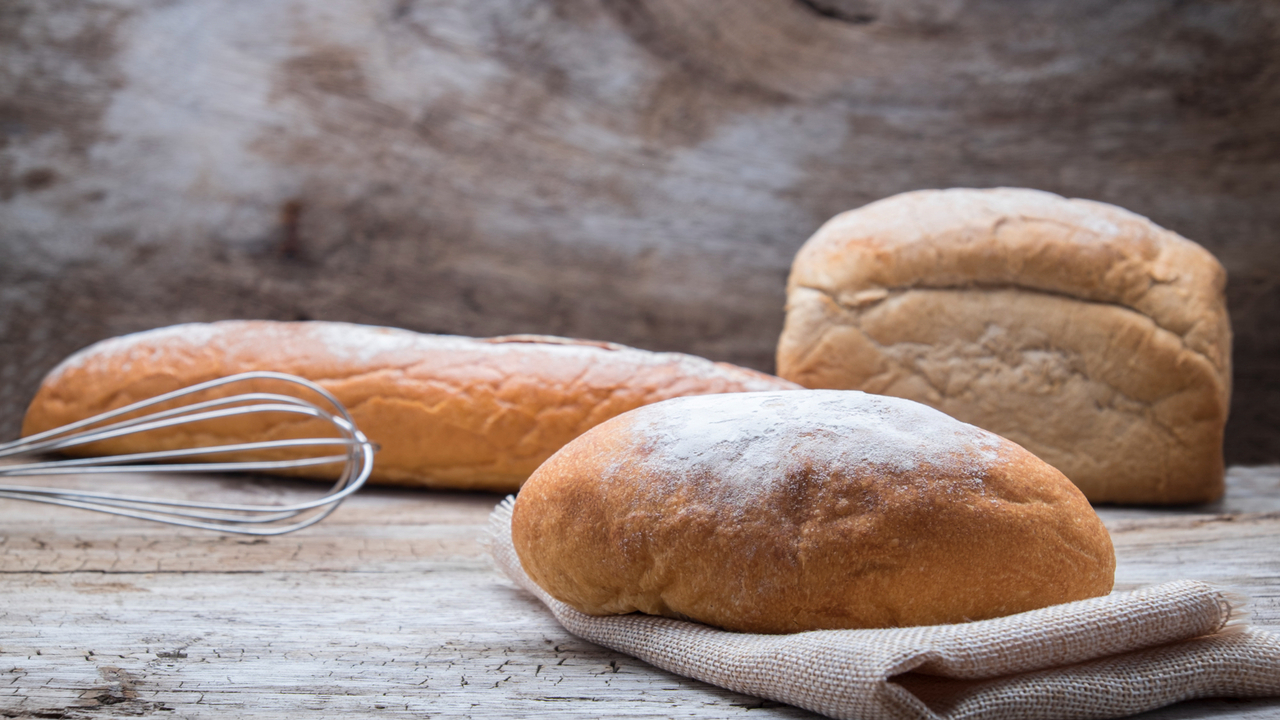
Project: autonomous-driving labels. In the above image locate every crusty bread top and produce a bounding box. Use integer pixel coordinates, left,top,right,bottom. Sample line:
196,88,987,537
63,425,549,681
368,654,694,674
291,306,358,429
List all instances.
787,188,1230,373
28,321,795,416
513,390,1116,632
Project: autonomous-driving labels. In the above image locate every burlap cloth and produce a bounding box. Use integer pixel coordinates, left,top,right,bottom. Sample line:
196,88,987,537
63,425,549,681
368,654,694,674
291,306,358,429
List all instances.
488,498,1280,719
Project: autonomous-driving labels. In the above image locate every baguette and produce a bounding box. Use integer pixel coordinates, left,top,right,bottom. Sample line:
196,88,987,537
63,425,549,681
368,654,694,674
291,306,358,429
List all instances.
22,320,800,491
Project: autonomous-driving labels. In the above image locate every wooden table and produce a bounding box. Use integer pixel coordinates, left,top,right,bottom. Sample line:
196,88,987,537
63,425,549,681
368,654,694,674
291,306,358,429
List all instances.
3,466,1279,719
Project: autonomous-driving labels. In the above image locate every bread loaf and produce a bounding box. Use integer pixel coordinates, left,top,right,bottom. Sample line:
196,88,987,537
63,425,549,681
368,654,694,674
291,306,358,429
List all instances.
22,320,799,491
512,390,1115,633
777,188,1231,504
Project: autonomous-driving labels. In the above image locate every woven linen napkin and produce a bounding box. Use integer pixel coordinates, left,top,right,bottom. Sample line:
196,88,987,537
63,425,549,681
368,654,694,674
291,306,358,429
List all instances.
488,497,1280,720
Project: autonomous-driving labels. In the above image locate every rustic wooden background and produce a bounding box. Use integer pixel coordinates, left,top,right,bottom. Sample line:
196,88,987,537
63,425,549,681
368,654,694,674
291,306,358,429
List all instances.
1,0,1278,462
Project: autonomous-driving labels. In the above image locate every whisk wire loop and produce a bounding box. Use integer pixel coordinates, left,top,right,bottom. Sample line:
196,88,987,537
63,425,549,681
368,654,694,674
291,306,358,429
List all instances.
0,372,376,534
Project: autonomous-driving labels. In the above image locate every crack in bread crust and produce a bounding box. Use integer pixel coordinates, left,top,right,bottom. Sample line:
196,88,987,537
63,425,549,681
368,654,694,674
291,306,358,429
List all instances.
796,280,1223,373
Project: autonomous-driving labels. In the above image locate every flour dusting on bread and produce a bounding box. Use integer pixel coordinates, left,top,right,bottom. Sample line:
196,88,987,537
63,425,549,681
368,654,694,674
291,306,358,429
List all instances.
614,390,1005,507
46,323,222,380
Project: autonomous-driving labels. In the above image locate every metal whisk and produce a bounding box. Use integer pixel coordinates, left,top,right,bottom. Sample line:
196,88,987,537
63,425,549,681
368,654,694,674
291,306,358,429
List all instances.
0,372,375,535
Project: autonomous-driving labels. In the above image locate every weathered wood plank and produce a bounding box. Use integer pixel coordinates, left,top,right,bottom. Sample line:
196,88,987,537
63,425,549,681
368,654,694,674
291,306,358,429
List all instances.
2,467,1279,718
1,570,814,718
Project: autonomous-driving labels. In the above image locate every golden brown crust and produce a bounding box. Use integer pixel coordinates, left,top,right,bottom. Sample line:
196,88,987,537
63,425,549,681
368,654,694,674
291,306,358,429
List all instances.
22,321,799,491
777,188,1231,504
512,390,1115,633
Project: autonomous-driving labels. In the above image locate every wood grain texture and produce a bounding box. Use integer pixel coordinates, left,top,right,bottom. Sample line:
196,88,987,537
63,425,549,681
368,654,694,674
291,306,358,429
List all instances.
1,466,1279,718
1,0,1278,464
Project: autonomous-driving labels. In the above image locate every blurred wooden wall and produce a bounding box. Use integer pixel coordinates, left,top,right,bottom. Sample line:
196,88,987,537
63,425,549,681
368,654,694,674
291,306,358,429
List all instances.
2,0,1277,463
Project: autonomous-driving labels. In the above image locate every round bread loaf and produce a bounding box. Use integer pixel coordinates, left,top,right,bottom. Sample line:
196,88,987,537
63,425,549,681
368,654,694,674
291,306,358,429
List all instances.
21,320,799,491
777,187,1231,504
512,390,1115,633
